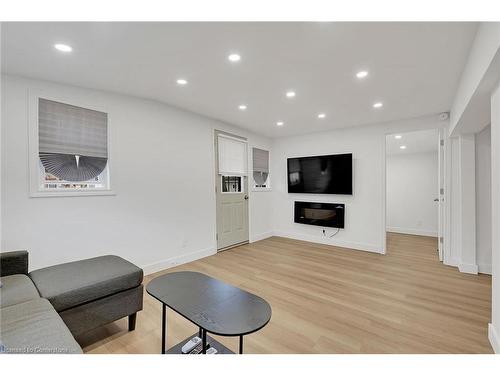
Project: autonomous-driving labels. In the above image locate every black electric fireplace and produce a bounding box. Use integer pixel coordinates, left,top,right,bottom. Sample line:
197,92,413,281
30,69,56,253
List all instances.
294,201,345,228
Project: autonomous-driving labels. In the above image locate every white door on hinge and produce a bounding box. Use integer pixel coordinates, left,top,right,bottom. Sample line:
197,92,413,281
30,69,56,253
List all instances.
215,132,249,250
437,128,445,261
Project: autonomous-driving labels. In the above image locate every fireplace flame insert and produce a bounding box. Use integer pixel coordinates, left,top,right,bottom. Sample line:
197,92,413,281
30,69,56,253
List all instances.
294,201,345,228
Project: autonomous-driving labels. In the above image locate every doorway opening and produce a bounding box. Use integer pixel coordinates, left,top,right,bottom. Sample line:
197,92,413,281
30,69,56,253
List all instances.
385,129,444,262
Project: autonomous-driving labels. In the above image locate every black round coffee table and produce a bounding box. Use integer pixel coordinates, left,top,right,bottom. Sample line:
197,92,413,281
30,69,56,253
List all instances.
147,271,272,354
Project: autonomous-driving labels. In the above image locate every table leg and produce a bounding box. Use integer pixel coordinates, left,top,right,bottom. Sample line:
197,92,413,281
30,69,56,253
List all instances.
202,329,207,354
239,335,243,354
161,304,167,354
199,327,202,338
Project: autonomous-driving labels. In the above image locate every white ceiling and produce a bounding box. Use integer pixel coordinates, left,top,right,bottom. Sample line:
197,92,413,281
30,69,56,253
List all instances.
386,129,439,155
1,22,477,138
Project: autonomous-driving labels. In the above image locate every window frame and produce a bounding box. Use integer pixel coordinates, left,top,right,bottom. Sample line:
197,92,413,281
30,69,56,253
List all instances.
220,175,245,194
251,146,271,192
28,89,115,197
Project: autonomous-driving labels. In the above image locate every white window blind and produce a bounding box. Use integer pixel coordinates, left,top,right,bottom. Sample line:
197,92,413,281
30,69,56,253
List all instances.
218,135,247,175
38,98,108,182
252,147,269,187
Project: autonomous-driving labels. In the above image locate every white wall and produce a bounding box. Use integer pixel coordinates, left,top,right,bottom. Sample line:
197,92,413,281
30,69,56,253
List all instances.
447,136,461,267
446,21,499,352
490,83,500,354
476,125,492,274
271,115,446,254
459,134,478,274
386,151,438,237
0,75,273,273
0,25,2,248
447,133,482,274
450,23,500,135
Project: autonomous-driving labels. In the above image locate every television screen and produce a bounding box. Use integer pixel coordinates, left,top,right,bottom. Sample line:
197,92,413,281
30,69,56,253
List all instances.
287,153,352,194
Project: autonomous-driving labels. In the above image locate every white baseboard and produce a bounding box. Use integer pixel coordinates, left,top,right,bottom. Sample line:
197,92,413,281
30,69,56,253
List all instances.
273,230,382,254
250,231,274,243
478,263,492,275
141,246,216,276
489,323,500,354
458,262,479,274
444,257,459,267
142,232,275,276
386,227,438,237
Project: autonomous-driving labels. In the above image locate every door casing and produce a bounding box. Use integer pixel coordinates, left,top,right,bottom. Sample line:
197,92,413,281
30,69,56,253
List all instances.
383,128,445,257
437,128,446,261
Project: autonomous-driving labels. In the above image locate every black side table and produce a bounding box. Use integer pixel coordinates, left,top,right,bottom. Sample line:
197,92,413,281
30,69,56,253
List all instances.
147,271,272,354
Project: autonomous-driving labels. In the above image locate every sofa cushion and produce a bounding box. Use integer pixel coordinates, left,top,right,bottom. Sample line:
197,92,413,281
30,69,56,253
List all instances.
29,255,143,312
0,298,82,354
0,274,40,308
0,251,29,277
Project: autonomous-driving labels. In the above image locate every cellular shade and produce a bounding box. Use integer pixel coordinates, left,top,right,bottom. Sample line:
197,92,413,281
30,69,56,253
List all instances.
252,148,269,173
39,153,107,182
38,98,108,182
252,148,269,186
218,135,247,175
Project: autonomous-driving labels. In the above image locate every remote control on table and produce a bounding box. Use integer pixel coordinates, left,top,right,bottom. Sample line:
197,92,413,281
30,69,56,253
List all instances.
206,347,218,354
189,345,202,354
189,343,210,354
181,337,202,354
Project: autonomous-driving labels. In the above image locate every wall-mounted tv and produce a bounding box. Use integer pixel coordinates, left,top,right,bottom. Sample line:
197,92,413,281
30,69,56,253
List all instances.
287,153,352,194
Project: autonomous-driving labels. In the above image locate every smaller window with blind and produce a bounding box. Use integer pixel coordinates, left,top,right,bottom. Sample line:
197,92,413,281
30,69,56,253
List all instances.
31,97,111,195
252,147,270,190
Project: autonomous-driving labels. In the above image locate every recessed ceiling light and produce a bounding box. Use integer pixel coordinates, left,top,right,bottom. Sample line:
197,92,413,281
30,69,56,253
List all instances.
54,43,72,52
276,121,284,126
400,145,407,150
176,79,188,85
394,135,402,139
286,91,296,98
373,102,383,109
238,105,247,110
356,70,368,79
228,53,241,62
317,113,326,119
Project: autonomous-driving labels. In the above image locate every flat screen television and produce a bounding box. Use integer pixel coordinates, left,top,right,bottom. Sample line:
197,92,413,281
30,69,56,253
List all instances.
287,153,352,194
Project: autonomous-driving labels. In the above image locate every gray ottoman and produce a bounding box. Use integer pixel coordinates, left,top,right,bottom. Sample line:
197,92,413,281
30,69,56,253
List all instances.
29,255,143,337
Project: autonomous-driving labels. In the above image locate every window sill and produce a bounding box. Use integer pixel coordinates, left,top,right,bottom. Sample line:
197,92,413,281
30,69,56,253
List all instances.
29,190,116,198
252,188,272,192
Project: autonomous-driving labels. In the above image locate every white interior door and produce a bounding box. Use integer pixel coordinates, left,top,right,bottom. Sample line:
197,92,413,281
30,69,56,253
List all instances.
215,132,249,251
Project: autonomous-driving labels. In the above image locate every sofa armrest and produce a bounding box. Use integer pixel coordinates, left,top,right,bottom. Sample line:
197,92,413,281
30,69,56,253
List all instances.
0,251,29,276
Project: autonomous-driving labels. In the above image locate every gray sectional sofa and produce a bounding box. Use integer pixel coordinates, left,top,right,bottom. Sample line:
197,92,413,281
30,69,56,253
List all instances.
0,251,143,354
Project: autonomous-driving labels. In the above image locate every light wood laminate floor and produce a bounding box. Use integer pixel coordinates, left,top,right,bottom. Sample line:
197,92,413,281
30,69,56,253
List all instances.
79,233,493,353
